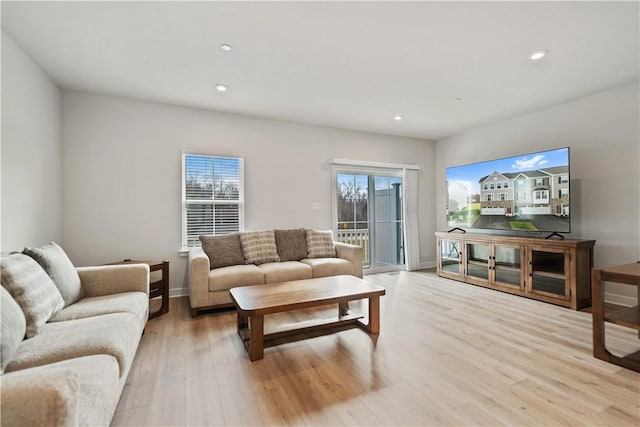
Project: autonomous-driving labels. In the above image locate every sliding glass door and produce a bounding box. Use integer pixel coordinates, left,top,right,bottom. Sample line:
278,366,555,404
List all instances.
373,175,404,269
336,171,404,272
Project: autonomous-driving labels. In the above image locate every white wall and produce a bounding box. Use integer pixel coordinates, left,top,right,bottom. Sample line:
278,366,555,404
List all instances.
62,92,436,294
1,33,62,252
436,82,640,305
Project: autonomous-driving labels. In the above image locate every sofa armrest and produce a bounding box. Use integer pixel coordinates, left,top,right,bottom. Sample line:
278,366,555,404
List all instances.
335,242,364,278
77,264,150,298
1,368,79,427
188,247,210,312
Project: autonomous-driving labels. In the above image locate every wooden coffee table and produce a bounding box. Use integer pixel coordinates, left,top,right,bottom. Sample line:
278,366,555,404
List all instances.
229,275,385,361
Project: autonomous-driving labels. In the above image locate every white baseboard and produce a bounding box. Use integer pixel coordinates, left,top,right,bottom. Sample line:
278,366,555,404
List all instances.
418,261,436,270
604,292,637,307
363,261,436,275
169,287,189,298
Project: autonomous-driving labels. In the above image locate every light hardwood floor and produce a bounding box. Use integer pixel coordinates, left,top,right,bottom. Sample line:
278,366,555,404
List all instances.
113,270,640,426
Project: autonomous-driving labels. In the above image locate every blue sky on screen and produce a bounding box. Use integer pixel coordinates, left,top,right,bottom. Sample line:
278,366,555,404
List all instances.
446,147,569,194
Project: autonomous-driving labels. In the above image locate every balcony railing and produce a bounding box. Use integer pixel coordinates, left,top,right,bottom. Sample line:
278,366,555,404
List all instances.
337,229,370,266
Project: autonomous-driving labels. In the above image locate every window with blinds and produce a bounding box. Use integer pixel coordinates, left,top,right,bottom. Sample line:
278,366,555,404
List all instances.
182,153,244,249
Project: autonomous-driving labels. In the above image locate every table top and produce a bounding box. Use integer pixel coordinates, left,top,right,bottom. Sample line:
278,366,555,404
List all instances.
103,259,167,269
595,262,640,284
229,275,385,315
103,259,169,271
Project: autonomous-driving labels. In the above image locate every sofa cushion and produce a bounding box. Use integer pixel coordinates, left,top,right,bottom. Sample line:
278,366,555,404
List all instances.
50,292,148,323
199,233,245,269
275,229,308,261
1,253,64,338
1,354,120,427
56,355,121,427
0,362,80,427
300,258,353,278
23,241,83,307
5,312,141,377
240,230,280,265
305,229,336,258
1,287,26,373
260,261,313,283
208,264,265,292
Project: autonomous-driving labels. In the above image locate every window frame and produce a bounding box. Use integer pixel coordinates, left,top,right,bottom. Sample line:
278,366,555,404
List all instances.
533,190,549,201
180,150,245,253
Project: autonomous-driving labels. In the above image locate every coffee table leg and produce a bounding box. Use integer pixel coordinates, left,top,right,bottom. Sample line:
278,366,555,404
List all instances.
237,311,248,333
368,296,380,334
249,315,264,361
357,296,380,334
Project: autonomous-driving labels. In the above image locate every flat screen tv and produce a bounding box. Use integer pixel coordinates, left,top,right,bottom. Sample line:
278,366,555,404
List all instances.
446,147,570,236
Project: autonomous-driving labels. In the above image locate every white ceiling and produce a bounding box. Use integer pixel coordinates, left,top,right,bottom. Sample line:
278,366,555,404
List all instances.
2,1,638,140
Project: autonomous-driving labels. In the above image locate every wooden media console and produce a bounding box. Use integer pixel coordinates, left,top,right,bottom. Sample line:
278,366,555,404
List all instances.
435,232,595,310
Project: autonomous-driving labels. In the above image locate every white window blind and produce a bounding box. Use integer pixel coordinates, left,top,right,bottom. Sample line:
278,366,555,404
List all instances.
182,153,244,249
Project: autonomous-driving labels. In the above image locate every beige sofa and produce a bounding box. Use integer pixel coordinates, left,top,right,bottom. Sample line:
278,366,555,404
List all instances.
188,229,363,316
1,242,149,427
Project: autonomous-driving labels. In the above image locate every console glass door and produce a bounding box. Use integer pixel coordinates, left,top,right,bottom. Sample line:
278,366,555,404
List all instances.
494,245,522,289
465,242,490,282
529,248,568,298
440,239,462,276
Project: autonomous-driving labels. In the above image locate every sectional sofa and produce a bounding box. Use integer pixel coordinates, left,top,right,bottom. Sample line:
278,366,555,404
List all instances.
0,242,149,426
188,228,363,316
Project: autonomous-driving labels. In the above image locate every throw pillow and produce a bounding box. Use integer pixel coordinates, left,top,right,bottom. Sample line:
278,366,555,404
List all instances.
275,229,308,261
1,253,64,338
305,229,336,258
23,241,83,307
240,230,280,265
1,287,26,373
199,233,246,269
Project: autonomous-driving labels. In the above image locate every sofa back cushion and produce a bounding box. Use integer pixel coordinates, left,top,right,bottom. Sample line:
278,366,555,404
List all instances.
275,229,308,261
305,229,336,258
199,233,246,269
1,253,64,338
0,287,26,373
240,230,280,265
23,241,83,307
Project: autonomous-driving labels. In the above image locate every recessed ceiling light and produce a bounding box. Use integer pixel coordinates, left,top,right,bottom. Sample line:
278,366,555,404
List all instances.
394,115,403,121
215,83,228,92
221,44,232,52
530,50,547,61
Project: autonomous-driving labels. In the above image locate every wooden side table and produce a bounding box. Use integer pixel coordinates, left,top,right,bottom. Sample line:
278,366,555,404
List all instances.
104,259,169,319
592,262,640,372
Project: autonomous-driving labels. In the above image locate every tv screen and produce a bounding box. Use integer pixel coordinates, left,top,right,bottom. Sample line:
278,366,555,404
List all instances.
446,147,570,234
